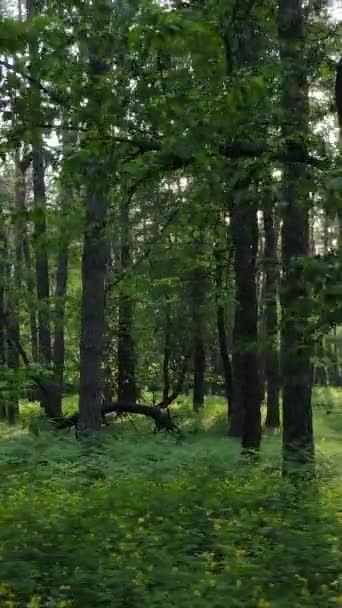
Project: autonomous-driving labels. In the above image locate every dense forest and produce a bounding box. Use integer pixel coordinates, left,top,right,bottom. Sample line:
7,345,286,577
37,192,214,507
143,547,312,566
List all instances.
0,0,341,606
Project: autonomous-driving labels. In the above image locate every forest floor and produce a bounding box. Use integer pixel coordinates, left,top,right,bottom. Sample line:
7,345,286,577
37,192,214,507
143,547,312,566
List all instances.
0,388,341,608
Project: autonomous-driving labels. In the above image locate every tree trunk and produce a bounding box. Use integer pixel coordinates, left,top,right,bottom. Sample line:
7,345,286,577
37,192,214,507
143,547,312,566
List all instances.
162,302,171,404
5,151,27,424
19,168,38,362
229,200,262,451
50,213,69,417
50,127,74,417
27,0,55,416
191,241,206,411
61,400,180,434
257,218,266,404
78,31,112,432
214,241,233,414
278,0,314,467
193,335,206,411
117,193,137,404
32,147,52,366
0,220,7,420
79,181,109,432
263,202,280,429
6,306,20,425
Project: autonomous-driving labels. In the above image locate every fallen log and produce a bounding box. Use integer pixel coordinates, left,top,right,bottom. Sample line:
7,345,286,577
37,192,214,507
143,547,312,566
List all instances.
53,400,180,433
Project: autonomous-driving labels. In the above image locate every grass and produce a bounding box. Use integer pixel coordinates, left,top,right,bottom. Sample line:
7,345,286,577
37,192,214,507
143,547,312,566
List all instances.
0,389,341,607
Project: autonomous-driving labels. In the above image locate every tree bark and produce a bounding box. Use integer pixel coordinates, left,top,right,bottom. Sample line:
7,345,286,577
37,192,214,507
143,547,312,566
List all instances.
27,0,55,416
191,240,206,411
162,302,171,404
59,400,180,434
193,334,206,411
32,146,52,366
263,202,280,429
78,182,109,432
50,205,69,417
117,192,137,404
78,28,112,432
18,161,38,363
214,241,233,414
6,306,20,425
229,200,262,451
278,0,314,467
5,150,28,424
0,220,7,420
50,127,74,417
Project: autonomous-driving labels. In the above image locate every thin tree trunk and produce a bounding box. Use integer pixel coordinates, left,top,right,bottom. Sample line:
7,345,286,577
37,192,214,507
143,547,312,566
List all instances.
50,128,74,416
214,241,233,414
229,200,262,451
6,305,19,425
50,214,69,416
0,221,7,420
257,217,267,404
5,151,27,424
191,240,206,411
193,334,206,411
103,242,117,406
162,302,171,404
263,202,280,429
27,0,55,416
32,146,52,366
18,169,38,362
117,193,137,404
278,0,314,467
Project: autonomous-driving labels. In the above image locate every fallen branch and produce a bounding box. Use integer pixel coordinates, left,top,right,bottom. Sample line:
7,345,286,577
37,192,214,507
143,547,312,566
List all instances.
54,400,181,433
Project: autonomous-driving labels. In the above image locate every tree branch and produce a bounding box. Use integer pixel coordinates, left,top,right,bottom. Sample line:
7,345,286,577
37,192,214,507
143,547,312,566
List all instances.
0,59,69,108
56,401,181,433
28,123,323,167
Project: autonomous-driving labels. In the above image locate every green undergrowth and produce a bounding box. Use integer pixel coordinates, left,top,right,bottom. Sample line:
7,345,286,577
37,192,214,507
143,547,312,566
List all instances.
0,390,341,607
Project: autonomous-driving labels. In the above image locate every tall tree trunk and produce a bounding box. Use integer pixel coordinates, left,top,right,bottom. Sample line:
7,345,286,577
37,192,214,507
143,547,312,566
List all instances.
278,0,314,467
117,193,137,404
0,220,7,420
263,201,281,429
162,301,171,404
32,148,52,366
193,333,206,411
27,0,56,416
191,239,206,412
78,25,112,432
6,304,19,425
103,244,117,406
16,159,38,363
229,199,262,451
257,217,267,404
214,241,233,414
50,127,74,417
5,151,27,424
79,182,109,431
50,204,70,416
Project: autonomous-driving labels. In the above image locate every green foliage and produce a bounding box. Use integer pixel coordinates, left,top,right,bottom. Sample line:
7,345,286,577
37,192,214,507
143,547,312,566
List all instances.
304,253,342,331
0,393,341,608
